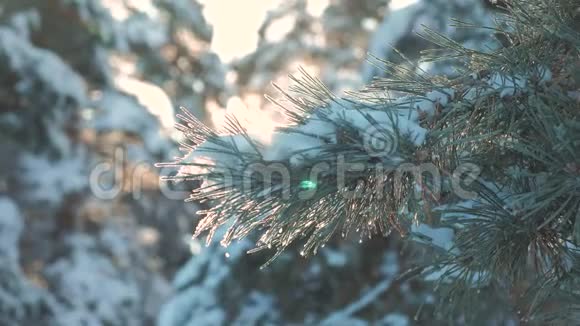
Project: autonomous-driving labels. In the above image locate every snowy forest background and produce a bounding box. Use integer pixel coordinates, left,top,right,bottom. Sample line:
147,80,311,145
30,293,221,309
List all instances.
0,0,504,325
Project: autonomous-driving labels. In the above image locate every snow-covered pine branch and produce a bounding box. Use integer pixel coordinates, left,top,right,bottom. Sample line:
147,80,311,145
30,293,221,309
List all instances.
161,0,580,322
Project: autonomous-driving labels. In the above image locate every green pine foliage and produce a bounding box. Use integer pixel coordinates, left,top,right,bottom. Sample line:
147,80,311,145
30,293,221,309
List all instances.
162,0,580,322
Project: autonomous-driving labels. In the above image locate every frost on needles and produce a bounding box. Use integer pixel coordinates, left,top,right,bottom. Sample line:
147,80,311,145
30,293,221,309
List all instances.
160,0,580,322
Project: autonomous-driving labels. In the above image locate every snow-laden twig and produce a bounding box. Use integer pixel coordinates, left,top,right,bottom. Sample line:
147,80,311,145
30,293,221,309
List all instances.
320,277,394,324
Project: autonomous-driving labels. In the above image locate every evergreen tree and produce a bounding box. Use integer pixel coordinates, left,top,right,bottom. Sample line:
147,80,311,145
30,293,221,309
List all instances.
163,0,580,323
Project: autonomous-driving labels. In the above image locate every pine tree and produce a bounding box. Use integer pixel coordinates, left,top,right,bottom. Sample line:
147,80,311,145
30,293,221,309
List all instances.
163,0,580,323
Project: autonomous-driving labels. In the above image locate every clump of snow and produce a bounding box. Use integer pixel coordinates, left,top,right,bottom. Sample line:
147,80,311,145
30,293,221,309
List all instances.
158,229,253,326
264,130,328,164
71,0,168,51
0,198,60,324
380,251,400,278
378,313,410,326
7,9,41,38
488,73,528,98
173,233,252,289
45,234,141,325
0,26,87,154
0,28,87,103
322,247,348,267
323,101,427,146
0,198,23,260
402,88,455,117
19,153,88,207
536,66,553,84
471,67,553,100
426,89,454,106
411,224,455,252
322,316,369,326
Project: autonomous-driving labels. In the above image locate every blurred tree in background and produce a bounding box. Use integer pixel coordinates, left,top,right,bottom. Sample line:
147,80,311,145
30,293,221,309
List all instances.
0,0,512,325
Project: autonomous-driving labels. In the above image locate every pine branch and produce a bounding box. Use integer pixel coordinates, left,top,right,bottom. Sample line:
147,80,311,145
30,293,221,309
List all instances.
160,0,580,322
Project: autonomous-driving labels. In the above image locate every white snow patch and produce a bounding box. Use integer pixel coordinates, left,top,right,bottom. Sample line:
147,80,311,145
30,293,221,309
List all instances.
488,73,527,98
426,89,454,107
322,248,348,267
411,224,455,252
325,103,427,146
158,229,253,326
378,313,410,326
407,90,454,119
391,0,421,10
173,232,252,290
19,154,87,206
0,28,86,103
380,251,399,278
8,9,40,38
536,66,552,84
0,198,23,260
264,131,326,164
45,234,141,325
